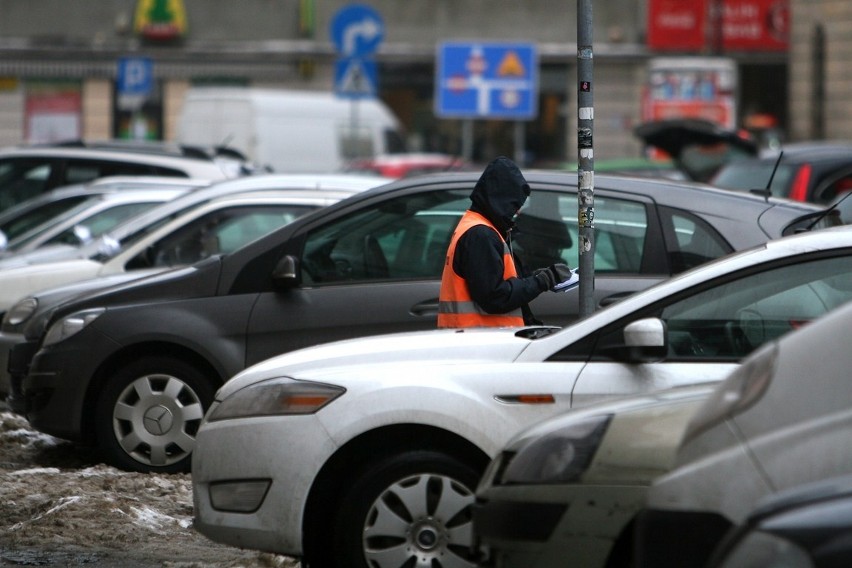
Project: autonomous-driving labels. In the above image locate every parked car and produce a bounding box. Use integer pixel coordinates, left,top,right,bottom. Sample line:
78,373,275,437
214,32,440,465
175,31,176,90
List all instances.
0,140,237,213
473,383,716,568
0,176,210,250
0,185,195,256
635,296,852,568
186,225,852,567
0,174,389,399
634,118,759,183
711,141,852,204
14,171,836,471
344,153,473,178
705,474,852,568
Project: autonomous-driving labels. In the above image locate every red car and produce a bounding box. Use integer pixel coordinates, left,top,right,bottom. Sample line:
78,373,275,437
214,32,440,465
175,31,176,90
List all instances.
344,152,472,178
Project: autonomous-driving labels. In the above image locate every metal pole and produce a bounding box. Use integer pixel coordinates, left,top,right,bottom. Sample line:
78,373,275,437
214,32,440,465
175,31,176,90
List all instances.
513,121,525,165
577,0,595,318
462,119,474,161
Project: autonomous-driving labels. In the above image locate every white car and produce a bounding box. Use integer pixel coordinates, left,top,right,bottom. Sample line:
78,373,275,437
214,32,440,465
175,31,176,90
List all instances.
1,186,190,255
634,289,852,568
472,384,715,568
0,176,210,250
0,173,391,316
191,225,852,568
0,142,237,212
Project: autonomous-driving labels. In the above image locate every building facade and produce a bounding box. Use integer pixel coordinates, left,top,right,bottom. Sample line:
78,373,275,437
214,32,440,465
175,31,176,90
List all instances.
0,0,792,167
788,0,852,141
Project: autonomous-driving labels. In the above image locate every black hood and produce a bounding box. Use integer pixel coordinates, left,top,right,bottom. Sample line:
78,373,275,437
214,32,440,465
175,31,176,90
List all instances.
469,156,530,236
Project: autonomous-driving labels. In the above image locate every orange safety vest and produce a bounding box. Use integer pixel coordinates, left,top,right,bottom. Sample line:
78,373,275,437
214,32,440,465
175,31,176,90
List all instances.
437,210,525,328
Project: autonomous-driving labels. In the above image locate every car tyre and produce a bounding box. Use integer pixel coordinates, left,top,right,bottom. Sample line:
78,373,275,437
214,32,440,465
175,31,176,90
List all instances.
330,450,480,568
95,356,215,474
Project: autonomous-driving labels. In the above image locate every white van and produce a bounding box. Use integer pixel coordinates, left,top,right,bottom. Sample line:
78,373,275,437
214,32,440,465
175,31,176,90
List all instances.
176,87,406,173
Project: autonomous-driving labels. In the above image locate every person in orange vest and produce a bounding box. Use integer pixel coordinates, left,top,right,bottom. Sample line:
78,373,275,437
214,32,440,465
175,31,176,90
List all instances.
437,156,574,328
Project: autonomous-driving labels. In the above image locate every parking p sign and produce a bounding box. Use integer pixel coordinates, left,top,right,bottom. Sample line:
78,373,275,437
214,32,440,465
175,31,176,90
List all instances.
117,57,153,97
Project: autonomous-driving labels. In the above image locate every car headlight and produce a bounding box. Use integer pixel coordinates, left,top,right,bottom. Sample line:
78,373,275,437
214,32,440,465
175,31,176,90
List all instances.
682,342,778,445
3,297,38,329
206,377,345,422
42,308,105,347
497,414,613,485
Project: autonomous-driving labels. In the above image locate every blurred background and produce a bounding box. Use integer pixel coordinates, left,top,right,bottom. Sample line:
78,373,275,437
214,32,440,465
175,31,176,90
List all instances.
0,0,841,167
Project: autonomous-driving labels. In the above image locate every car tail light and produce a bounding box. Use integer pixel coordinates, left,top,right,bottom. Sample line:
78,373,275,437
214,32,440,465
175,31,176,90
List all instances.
788,164,812,201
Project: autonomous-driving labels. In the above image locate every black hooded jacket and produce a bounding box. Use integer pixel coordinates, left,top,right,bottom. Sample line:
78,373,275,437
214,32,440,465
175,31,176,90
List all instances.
451,156,547,322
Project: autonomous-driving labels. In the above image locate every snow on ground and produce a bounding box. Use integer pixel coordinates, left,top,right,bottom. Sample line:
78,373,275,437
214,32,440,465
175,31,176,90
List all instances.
0,410,299,567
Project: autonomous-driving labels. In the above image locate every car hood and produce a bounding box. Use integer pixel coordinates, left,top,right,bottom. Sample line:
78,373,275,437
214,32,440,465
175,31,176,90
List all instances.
0,243,82,268
47,257,222,324
17,268,166,338
217,326,541,400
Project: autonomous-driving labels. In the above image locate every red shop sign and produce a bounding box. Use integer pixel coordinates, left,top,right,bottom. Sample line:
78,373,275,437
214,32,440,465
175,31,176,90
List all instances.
647,0,789,52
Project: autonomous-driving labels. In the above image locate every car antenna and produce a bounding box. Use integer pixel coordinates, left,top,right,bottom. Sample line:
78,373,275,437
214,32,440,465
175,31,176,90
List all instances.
751,151,783,203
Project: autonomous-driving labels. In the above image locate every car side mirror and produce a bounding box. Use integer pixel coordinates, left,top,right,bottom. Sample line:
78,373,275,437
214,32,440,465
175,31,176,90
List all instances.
272,254,300,289
601,317,667,363
622,317,667,362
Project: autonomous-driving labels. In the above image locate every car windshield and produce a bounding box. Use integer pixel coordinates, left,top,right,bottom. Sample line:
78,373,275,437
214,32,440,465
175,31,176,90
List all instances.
712,161,796,197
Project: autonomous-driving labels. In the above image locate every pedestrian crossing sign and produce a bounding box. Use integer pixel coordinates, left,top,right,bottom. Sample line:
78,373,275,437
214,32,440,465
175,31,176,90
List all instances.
334,57,378,99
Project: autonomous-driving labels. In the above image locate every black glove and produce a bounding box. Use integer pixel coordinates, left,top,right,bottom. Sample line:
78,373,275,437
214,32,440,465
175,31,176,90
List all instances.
534,263,574,292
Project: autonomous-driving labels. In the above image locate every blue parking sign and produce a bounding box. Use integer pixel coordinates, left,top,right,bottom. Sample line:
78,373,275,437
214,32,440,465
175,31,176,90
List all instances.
117,57,153,96
436,42,538,119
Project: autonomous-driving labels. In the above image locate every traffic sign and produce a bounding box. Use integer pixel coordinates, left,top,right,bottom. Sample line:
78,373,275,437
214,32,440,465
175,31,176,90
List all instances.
116,57,154,111
334,57,378,99
330,4,384,57
117,57,153,96
435,42,538,119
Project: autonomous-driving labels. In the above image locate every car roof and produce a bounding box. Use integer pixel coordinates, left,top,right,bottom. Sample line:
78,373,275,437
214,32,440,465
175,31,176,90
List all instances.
345,169,825,218
758,141,852,160
0,145,233,179
74,173,391,251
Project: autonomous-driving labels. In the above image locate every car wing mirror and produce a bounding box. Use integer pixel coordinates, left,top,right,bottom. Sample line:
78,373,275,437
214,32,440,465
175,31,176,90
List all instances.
272,254,300,289
601,317,667,363
622,317,667,362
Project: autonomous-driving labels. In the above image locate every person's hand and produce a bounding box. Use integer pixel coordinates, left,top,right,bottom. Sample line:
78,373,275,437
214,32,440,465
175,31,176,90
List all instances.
535,263,574,291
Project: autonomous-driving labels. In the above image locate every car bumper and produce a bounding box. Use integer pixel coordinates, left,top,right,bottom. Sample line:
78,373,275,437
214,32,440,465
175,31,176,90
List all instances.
0,330,26,398
634,507,732,568
23,327,116,441
191,411,338,557
474,484,648,568
4,337,38,414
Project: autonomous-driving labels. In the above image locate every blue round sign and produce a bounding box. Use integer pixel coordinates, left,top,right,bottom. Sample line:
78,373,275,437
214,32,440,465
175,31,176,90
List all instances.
330,4,384,57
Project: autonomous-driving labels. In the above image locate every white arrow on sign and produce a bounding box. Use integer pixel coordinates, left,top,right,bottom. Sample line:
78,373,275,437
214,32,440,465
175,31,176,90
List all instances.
342,18,382,57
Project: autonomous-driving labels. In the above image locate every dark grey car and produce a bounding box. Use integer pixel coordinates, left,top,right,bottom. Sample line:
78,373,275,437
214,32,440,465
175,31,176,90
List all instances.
16,171,838,473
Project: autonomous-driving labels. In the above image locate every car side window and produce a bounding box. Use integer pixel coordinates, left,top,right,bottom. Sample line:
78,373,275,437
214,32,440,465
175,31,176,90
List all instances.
126,205,315,269
0,158,55,211
300,189,469,284
659,255,852,360
42,203,157,246
515,192,648,273
660,206,732,273
556,254,852,363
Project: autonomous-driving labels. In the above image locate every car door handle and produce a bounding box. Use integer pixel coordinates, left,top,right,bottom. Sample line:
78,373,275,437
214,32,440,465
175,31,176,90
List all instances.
599,291,634,307
410,299,439,317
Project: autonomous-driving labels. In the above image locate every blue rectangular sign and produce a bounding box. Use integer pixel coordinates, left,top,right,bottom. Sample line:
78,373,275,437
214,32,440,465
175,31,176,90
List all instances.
117,57,154,96
435,42,538,119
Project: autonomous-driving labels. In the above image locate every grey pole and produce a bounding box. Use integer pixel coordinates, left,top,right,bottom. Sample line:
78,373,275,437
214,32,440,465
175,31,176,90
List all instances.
577,0,595,318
